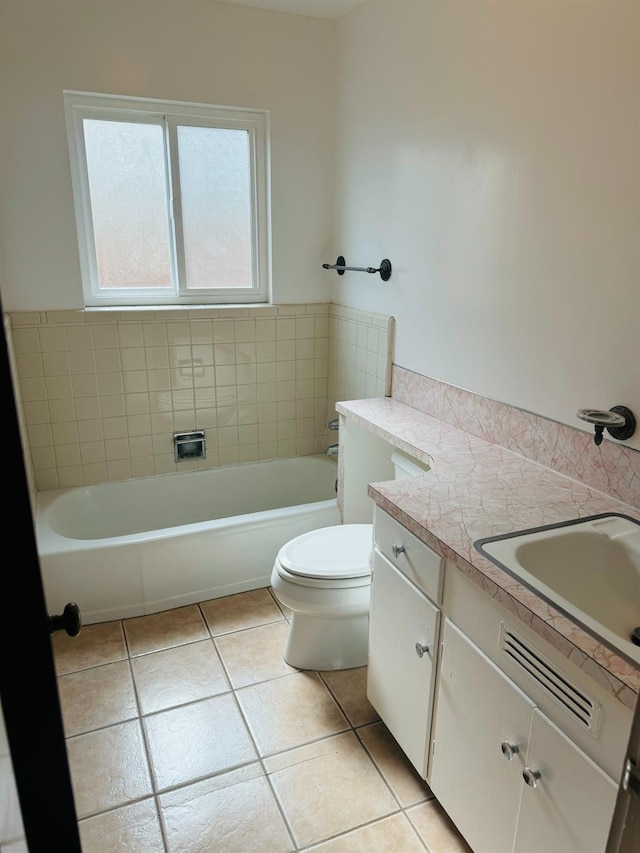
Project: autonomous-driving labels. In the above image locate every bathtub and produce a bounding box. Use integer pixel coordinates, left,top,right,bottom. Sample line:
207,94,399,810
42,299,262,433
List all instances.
36,454,340,625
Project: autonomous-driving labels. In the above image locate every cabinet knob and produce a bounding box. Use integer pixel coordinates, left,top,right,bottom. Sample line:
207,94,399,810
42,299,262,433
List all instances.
392,544,406,557
415,642,430,658
522,767,541,788
500,742,520,761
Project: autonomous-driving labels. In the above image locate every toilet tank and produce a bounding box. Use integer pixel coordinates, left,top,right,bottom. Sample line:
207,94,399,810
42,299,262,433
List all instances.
391,449,431,479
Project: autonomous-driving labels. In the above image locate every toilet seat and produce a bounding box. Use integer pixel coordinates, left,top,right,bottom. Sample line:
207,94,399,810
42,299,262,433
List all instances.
277,524,372,581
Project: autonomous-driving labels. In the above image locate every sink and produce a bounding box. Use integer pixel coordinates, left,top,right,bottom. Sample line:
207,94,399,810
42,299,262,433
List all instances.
475,513,640,667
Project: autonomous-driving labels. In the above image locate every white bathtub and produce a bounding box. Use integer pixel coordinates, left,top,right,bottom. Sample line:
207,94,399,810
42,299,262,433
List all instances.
36,454,340,625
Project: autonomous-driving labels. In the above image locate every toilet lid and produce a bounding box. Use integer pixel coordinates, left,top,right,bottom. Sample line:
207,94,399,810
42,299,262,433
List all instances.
278,524,373,580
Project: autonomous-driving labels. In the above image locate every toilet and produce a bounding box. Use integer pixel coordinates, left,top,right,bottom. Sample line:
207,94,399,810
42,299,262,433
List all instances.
271,447,431,671
270,523,374,670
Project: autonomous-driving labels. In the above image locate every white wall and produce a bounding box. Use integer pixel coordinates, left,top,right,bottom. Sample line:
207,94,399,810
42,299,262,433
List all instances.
0,0,337,311
333,0,640,450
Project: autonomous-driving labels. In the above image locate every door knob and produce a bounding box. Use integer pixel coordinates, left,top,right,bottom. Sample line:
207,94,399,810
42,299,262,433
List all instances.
392,544,406,557
415,642,430,658
49,602,81,637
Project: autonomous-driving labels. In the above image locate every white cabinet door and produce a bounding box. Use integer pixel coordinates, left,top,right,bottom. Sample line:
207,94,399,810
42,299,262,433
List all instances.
514,709,618,853
430,619,535,853
367,548,440,777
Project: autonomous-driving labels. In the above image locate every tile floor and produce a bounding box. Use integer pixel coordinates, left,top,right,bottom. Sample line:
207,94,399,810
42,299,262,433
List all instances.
52,588,472,852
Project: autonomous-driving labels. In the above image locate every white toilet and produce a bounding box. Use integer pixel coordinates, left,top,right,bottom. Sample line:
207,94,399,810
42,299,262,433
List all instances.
271,447,430,671
270,523,373,670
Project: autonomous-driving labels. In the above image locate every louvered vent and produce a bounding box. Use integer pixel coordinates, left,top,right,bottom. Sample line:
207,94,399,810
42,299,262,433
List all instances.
499,623,601,734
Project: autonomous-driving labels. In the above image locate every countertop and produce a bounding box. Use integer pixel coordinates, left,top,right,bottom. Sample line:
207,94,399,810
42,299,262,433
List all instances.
337,397,640,708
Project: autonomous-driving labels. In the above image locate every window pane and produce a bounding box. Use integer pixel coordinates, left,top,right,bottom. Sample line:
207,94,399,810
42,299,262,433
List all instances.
177,126,253,289
83,119,173,289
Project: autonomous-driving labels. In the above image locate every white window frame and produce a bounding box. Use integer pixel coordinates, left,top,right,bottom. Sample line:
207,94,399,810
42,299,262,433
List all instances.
64,91,271,307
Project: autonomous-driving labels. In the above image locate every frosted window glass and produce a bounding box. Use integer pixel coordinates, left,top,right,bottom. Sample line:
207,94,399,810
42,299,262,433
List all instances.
83,120,172,289
177,126,253,289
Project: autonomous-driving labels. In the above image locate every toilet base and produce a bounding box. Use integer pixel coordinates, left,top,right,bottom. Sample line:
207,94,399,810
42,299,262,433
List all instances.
284,611,369,671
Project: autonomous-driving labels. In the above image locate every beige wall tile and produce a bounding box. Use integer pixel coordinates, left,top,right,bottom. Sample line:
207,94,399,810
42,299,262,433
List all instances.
9,305,393,490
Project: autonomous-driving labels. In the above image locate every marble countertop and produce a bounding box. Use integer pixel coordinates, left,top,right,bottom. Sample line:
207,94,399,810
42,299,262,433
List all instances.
337,397,640,708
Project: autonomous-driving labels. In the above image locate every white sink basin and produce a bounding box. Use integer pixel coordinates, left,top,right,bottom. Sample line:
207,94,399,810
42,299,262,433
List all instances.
475,513,640,667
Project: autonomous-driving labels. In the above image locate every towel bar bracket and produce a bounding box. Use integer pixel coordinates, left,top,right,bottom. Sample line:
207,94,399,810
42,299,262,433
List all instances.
322,256,392,282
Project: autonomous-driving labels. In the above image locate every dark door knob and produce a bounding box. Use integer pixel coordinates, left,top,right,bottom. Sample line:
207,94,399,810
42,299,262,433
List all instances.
49,602,81,637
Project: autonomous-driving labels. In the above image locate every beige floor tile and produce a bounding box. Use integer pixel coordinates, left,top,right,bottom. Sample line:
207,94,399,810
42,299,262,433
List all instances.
265,731,398,848
320,667,380,727
123,606,209,656
215,621,296,688
66,720,153,818
407,800,473,853
52,621,127,675
160,765,294,852
131,639,230,714
78,798,164,852
236,671,349,755
307,813,427,852
143,693,257,790
57,660,138,737
200,588,285,635
358,722,433,807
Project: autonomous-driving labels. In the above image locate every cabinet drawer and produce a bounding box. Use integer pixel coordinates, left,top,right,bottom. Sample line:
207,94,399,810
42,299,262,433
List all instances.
373,505,444,604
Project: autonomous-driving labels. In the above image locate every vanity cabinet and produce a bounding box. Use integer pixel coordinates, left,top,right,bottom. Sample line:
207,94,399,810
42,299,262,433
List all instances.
431,618,618,853
367,507,443,778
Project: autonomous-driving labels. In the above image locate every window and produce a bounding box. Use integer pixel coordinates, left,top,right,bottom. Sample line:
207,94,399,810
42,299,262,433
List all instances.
64,91,270,307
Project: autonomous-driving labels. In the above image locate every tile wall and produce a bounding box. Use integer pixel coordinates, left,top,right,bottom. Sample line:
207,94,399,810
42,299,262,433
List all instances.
9,304,395,494
327,303,395,421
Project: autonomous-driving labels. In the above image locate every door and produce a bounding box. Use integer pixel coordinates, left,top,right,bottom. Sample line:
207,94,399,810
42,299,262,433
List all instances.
515,709,618,853
0,307,82,851
367,548,440,777
430,619,535,853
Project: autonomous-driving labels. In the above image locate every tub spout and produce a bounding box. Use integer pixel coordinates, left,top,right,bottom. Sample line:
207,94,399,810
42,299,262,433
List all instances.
325,444,339,457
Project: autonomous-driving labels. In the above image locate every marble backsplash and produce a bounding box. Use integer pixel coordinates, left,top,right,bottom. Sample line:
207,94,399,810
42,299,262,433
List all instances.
392,365,640,510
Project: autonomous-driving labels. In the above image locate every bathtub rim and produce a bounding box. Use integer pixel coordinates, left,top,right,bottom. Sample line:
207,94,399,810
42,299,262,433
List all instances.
35,453,339,553
36,495,340,555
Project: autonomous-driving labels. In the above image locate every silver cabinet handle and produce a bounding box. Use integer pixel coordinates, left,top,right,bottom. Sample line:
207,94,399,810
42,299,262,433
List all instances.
415,642,430,658
522,767,541,788
500,742,520,761
392,544,406,557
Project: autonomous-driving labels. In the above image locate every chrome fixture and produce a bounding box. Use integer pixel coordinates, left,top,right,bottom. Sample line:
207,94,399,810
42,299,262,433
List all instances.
576,406,636,446
328,418,339,431
392,544,406,557
501,742,520,761
325,444,339,457
174,430,206,461
415,642,430,658
522,767,542,789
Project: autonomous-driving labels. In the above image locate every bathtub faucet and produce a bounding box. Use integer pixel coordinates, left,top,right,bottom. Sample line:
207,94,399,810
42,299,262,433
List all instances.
325,444,339,457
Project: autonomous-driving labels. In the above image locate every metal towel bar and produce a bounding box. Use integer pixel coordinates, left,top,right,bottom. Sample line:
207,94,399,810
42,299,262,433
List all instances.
322,256,392,281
